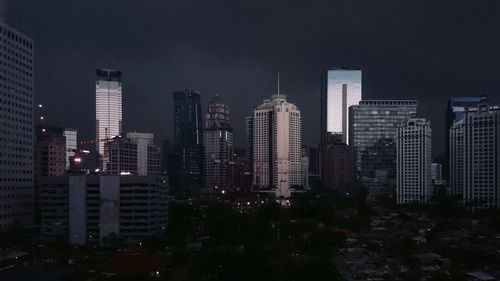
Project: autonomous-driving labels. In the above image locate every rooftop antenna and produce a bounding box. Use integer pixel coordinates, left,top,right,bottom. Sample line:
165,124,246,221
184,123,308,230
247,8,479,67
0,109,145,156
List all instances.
277,72,280,96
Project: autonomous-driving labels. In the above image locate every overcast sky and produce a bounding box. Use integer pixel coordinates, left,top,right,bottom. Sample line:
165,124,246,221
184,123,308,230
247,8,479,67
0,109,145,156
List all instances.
2,0,500,157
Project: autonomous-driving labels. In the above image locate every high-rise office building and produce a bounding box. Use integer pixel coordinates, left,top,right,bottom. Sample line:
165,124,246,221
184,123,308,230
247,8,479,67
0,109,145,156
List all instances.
96,69,122,172
245,115,254,176
396,118,432,204
107,133,160,176
203,95,234,193
320,68,362,145
446,96,488,196
452,103,499,210
349,100,418,198
172,89,203,196
253,94,302,199
445,96,487,181
0,22,35,230
35,125,67,177
63,128,77,170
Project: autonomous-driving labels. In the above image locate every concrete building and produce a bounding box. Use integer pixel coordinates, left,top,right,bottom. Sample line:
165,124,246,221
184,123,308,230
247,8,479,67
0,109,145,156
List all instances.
349,100,418,199
322,143,353,192
0,22,35,230
39,175,169,245
459,103,500,209
203,95,234,193
253,94,302,199
107,134,160,176
396,118,432,204
96,69,122,172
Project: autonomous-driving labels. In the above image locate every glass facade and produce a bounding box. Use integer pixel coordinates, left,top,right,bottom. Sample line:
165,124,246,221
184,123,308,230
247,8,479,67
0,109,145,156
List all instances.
321,68,362,145
172,89,203,196
96,69,122,172
64,128,77,170
349,100,417,198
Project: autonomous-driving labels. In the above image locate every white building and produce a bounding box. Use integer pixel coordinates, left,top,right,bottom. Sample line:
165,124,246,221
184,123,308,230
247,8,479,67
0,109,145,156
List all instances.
321,68,362,145
460,103,500,210
63,128,77,170
40,175,169,245
253,94,302,199
0,22,35,230
107,133,160,176
396,118,432,204
96,69,122,172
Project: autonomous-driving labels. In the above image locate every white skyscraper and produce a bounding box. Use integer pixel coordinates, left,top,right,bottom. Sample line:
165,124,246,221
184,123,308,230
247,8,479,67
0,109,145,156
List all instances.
457,103,500,210
321,68,362,145
96,69,122,172
253,94,302,199
396,118,432,204
0,22,35,230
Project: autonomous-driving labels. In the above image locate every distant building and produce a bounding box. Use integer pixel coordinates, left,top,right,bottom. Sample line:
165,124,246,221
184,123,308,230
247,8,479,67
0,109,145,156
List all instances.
107,133,160,176
445,96,487,181
96,69,122,172
0,22,35,230
172,89,203,197
320,68,362,145
349,100,418,199
322,143,353,192
203,95,234,193
396,118,432,204
457,103,500,210
40,175,169,245
245,115,254,177
35,125,67,178
253,94,302,199
63,128,78,170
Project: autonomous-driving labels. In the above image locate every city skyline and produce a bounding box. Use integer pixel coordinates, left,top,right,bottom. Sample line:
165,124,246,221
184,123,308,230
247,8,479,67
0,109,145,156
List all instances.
2,1,500,157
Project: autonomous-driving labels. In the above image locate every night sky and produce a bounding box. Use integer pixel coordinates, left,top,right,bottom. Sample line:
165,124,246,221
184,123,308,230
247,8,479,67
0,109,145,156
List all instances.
2,0,500,157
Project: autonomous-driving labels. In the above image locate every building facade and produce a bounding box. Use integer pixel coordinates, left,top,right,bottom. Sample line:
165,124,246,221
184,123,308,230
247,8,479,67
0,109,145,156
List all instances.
320,68,362,145
172,89,203,196
107,133,160,176
0,22,35,230
253,95,302,199
323,143,353,193
203,95,234,193
63,128,77,170
349,100,418,198
96,69,122,172
396,118,432,204
458,103,500,209
39,175,169,245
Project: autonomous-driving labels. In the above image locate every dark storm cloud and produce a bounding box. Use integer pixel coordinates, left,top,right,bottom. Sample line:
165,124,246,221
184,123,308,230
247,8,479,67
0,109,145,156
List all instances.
3,0,500,156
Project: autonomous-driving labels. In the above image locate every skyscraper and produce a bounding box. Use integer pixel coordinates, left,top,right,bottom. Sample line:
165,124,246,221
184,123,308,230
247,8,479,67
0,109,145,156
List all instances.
96,69,122,172
452,102,500,210
320,68,362,145
323,143,353,192
0,22,35,230
349,100,418,199
253,94,302,199
107,133,160,176
172,89,203,196
396,118,432,204
445,96,487,181
203,95,234,193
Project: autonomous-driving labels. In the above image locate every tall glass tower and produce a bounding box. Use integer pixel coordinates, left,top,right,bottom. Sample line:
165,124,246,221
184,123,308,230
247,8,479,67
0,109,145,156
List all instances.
320,68,362,145
96,69,122,172
0,22,35,230
203,95,233,193
172,89,203,197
